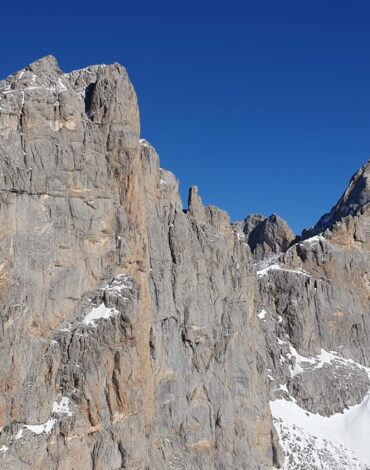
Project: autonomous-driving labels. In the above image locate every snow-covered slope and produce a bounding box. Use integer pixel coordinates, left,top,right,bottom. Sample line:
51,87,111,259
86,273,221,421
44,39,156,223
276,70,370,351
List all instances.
271,396,370,469
269,347,370,470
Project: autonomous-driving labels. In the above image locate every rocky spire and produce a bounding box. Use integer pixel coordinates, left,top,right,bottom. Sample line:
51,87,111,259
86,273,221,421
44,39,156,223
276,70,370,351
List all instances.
187,185,204,217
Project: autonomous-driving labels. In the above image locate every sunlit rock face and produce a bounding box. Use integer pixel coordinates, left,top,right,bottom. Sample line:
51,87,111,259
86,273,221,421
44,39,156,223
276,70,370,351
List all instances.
252,163,370,468
1,55,370,470
0,56,276,470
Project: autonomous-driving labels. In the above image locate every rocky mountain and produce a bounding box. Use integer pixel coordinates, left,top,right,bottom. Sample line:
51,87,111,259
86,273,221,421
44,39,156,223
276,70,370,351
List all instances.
0,56,369,469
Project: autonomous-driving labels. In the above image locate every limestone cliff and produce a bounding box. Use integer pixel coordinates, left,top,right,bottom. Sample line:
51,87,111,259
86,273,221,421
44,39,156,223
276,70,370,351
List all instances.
0,57,277,469
0,56,370,470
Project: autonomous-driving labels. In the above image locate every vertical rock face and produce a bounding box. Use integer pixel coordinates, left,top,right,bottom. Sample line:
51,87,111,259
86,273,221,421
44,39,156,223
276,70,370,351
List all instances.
142,152,277,469
0,57,277,469
1,56,370,470
0,55,153,469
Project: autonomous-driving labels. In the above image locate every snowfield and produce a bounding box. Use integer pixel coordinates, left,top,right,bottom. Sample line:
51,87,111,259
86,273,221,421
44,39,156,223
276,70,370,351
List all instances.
271,395,370,469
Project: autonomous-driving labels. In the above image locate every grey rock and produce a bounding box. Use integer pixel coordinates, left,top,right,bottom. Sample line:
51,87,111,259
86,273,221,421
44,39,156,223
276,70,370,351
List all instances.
288,360,370,416
304,159,370,237
235,213,296,261
1,54,370,470
0,56,276,470
255,160,370,467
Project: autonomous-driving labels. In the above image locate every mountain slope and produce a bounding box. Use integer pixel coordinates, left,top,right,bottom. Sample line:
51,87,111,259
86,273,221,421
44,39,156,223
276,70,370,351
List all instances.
253,164,370,468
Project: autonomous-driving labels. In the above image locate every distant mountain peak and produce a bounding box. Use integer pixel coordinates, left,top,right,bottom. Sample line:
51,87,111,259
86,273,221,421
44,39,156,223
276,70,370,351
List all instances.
305,159,370,237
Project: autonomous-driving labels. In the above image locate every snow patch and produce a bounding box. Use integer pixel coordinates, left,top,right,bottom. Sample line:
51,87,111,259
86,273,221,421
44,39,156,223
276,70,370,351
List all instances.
0,77,68,99
57,78,67,92
52,396,73,417
0,446,8,454
301,235,325,246
25,419,56,435
83,303,119,326
275,384,289,393
140,138,150,148
287,345,370,378
257,309,267,320
257,263,310,278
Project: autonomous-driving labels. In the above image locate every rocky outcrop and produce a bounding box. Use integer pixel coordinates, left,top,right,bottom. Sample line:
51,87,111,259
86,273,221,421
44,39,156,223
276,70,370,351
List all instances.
235,214,296,262
304,160,370,238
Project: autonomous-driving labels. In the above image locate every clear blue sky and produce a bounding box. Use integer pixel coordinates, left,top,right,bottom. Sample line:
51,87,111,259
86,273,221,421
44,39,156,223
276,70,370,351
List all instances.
1,0,370,233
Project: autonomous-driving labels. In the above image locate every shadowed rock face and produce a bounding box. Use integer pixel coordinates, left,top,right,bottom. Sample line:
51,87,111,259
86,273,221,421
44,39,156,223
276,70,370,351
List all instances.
234,214,296,262
0,57,278,470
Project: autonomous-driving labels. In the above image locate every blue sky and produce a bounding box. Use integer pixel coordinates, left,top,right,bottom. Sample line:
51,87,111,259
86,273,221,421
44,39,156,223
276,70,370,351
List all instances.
1,0,370,233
